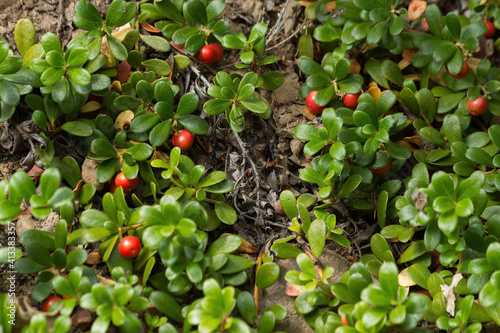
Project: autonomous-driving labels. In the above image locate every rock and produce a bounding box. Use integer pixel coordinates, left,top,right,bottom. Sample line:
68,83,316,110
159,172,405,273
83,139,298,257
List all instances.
264,0,275,11
259,246,351,332
273,69,300,106
484,322,500,333
82,158,105,191
15,211,59,241
71,308,93,330
290,139,304,157
85,251,102,265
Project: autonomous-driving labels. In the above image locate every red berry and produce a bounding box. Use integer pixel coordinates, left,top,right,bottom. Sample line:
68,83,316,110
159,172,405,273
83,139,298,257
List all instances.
343,92,361,109
305,91,325,114
172,129,194,151
41,296,62,312
450,61,469,79
370,159,392,175
485,21,496,38
109,181,118,194
209,43,224,64
114,172,139,196
197,45,218,65
341,315,349,326
119,235,141,259
467,97,488,116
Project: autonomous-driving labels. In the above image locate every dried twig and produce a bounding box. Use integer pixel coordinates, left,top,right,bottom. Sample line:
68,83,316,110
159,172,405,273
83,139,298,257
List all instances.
266,22,306,51
56,0,65,39
266,0,293,44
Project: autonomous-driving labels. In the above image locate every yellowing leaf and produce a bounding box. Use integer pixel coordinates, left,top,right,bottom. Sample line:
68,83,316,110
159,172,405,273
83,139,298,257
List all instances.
398,267,417,287
80,101,101,113
100,35,116,67
115,110,135,130
15,19,36,57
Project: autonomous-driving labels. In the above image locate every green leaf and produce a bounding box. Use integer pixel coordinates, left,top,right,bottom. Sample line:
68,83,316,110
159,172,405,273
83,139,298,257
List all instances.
0,247,21,264
431,172,454,198
279,190,298,219
41,32,62,54
256,262,279,289
425,4,442,38
130,114,160,133
487,242,500,270
367,21,386,45
365,60,389,88
361,285,392,306
299,168,324,185
207,234,242,255
177,92,199,115
215,202,237,225
125,143,153,161
142,59,171,76
308,219,326,257
237,291,257,325
40,67,65,86
297,56,323,76
95,159,117,183
149,121,171,147
382,60,404,87
67,67,91,86
337,174,363,199
186,0,208,26
106,35,127,61
217,254,254,274
106,0,126,27
398,240,427,264
270,242,302,258
460,22,488,42
67,47,89,67
466,147,494,167
257,311,275,333
62,121,93,137
150,291,183,322
437,92,465,114
178,115,208,135
198,171,226,187
407,264,430,289
140,35,171,52
91,138,117,158
203,98,232,115
294,124,320,141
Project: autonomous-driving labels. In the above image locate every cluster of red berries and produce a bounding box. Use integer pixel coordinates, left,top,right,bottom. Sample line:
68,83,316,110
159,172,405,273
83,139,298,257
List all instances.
305,90,361,115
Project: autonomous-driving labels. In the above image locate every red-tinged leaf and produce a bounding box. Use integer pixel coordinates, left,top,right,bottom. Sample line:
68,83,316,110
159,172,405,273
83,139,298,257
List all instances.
141,22,161,33
27,165,44,178
325,1,336,13
114,61,132,84
408,0,427,21
169,41,185,54
286,282,307,296
168,54,175,80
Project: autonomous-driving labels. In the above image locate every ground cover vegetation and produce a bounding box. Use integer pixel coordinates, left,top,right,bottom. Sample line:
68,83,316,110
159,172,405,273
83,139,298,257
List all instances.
1,0,500,332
